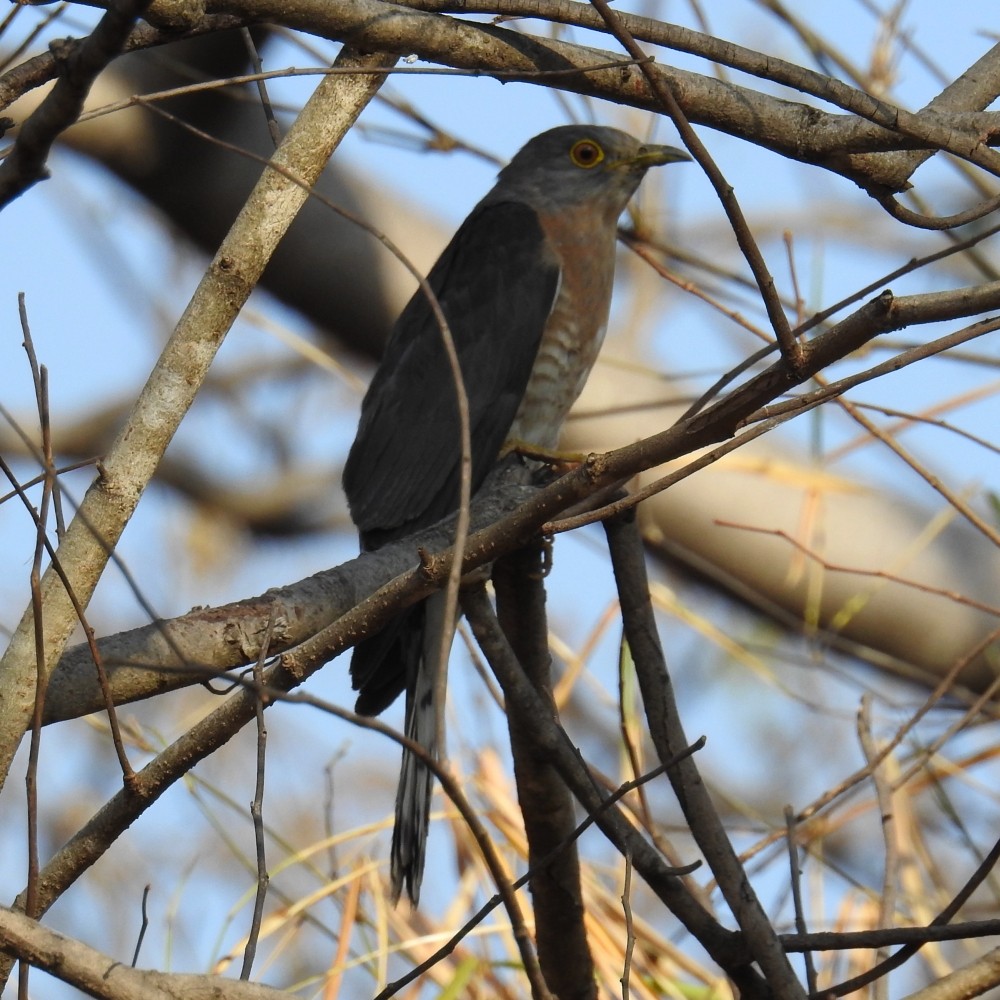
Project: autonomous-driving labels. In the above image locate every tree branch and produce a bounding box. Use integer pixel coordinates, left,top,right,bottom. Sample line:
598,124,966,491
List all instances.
459,585,760,991
0,906,287,1000
5,0,1000,197
603,509,804,999
0,0,153,205
492,545,596,1000
0,45,395,789
37,282,1000,726
898,948,1000,1000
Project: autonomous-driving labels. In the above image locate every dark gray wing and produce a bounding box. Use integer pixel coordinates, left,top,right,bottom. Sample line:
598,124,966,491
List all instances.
342,200,560,548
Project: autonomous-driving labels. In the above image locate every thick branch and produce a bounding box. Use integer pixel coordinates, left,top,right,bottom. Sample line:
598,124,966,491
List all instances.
5,0,1000,195
493,546,596,1000
414,0,1000,190
197,0,1000,188
41,480,539,724
0,46,395,788
459,585,757,985
0,906,286,1000
40,282,1000,723
603,510,804,999
851,40,1000,190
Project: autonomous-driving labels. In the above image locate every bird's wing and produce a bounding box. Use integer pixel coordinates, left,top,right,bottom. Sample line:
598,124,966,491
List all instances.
343,200,560,544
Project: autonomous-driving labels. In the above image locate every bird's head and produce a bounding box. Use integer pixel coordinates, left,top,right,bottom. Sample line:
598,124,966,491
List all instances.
490,124,690,216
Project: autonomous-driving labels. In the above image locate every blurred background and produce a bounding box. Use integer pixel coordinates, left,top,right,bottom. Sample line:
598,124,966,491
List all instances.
1,2,999,997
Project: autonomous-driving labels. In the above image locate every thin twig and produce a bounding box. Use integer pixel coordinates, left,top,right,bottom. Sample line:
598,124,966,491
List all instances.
784,808,817,996
713,521,1000,619
617,641,656,842
0,458,100,504
857,696,897,1000
240,27,281,147
240,614,275,981
794,218,1000,339
130,885,150,967
0,447,134,778
19,326,54,1000
877,190,1000,231
833,393,1000,548
620,853,635,1000
21,298,132,783
67,58,651,128
782,917,1000,952
833,383,1000,462
826,834,1000,997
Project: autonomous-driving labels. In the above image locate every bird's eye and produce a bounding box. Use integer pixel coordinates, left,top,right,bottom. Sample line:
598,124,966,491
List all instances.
569,139,605,169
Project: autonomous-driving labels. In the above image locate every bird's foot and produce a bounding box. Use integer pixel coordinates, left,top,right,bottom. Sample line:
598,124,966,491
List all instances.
500,438,586,474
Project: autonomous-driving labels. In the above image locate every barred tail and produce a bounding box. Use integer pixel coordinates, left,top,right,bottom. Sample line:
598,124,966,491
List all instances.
389,593,451,905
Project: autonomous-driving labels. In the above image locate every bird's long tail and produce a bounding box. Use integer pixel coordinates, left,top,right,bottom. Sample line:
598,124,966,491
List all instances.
389,592,451,905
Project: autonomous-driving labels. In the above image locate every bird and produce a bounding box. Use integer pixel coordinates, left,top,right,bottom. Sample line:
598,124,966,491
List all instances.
342,124,689,904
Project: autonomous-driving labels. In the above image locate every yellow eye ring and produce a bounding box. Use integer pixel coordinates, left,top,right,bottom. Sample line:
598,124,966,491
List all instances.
569,139,605,169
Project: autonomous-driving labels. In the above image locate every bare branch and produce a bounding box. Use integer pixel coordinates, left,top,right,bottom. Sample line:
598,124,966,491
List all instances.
0,0,152,205
5,0,1000,196
0,45,395,788
0,906,289,1000
899,948,1000,1000
603,509,804,999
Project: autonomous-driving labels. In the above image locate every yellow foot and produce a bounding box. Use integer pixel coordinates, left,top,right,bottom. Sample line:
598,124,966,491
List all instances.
500,438,587,473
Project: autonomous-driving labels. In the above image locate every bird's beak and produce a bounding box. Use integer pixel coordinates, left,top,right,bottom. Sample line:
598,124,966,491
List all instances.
630,144,692,168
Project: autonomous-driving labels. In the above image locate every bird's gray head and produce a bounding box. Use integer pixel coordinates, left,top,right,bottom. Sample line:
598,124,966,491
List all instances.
489,125,690,216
